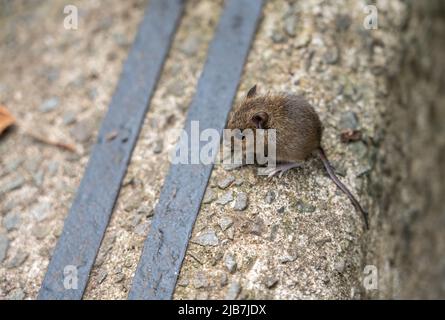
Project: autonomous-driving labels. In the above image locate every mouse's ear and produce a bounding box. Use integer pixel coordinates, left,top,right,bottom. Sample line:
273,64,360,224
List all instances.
246,85,257,99
251,112,268,129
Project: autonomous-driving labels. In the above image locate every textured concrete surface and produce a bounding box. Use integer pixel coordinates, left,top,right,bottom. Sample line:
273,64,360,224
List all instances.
174,0,445,300
365,1,445,299
1,0,444,300
0,0,147,299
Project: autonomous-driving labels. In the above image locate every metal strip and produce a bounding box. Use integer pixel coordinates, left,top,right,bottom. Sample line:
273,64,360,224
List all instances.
128,0,264,300
38,0,184,300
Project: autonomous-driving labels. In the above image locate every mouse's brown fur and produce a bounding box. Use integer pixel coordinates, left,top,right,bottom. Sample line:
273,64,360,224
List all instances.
227,85,369,229
227,89,322,163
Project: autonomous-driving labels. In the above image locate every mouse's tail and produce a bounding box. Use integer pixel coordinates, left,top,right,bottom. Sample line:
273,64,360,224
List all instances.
316,147,369,230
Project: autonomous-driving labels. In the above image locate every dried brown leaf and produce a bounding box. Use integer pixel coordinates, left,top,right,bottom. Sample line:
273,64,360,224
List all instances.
0,105,16,135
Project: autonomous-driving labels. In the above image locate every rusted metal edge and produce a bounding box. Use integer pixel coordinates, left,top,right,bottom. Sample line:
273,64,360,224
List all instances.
128,0,264,300
38,0,184,300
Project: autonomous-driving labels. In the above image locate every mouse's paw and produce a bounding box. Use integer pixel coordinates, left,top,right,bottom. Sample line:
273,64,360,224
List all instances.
264,162,302,178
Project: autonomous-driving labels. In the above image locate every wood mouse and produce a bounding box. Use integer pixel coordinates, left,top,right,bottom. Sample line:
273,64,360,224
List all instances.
226,85,369,230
